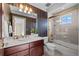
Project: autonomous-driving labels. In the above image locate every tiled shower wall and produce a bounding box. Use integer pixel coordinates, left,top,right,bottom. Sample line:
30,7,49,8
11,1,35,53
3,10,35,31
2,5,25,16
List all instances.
48,4,79,55
54,5,78,45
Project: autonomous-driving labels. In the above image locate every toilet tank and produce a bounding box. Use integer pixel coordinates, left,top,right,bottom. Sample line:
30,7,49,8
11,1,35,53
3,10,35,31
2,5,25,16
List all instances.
42,37,48,44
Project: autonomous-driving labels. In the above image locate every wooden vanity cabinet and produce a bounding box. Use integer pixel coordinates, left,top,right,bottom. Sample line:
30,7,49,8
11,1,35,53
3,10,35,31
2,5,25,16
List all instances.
4,40,44,56
30,40,44,56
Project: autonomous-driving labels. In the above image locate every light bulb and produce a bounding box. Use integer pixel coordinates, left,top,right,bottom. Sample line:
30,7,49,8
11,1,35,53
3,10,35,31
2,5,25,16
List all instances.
29,8,32,12
19,4,23,12
19,9,22,12
27,8,32,14
28,11,31,14
25,6,28,11
24,6,28,13
19,4,23,9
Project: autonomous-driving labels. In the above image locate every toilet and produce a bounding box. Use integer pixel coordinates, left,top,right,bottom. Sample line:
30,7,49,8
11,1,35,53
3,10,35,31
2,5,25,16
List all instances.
43,37,56,56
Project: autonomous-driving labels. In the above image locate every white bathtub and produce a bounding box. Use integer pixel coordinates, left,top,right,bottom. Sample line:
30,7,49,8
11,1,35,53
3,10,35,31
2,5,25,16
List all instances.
54,40,78,56
44,39,78,56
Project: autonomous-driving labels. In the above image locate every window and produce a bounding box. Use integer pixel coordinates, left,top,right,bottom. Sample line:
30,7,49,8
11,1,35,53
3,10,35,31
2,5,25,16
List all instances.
60,13,72,24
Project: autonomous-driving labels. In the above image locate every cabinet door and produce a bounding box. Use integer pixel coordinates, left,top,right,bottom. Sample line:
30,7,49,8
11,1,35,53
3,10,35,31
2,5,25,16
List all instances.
0,49,4,56
30,46,44,56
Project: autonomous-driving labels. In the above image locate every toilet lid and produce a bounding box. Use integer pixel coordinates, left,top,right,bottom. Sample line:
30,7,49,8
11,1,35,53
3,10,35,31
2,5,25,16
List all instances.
45,43,56,47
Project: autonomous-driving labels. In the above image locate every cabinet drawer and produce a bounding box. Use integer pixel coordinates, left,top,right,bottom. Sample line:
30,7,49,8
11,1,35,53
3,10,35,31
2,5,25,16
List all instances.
9,49,29,56
4,43,29,55
16,49,29,56
9,53,17,56
30,40,44,48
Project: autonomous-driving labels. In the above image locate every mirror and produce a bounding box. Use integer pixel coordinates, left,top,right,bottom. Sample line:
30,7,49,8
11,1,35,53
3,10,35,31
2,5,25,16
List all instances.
12,15,26,37
8,14,38,37
26,17,37,35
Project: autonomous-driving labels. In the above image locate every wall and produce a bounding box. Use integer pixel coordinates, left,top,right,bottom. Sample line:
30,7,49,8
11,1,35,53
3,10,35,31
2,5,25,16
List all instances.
78,4,79,56
48,18,55,41
0,3,2,39
0,4,2,48
53,5,78,45
38,10,47,37
49,5,78,44
2,4,10,37
0,3,4,56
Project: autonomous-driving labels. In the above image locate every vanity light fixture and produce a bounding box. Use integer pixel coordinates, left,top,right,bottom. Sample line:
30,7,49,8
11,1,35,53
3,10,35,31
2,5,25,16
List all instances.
19,4,33,14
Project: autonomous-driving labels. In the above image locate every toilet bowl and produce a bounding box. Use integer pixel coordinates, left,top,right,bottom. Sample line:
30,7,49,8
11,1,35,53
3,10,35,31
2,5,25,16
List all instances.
43,37,55,51
43,37,56,55
45,43,56,52
44,42,56,56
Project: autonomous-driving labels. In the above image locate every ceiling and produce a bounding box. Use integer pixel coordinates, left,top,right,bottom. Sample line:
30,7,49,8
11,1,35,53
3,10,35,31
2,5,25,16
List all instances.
47,3,77,17
29,3,54,11
29,3,77,17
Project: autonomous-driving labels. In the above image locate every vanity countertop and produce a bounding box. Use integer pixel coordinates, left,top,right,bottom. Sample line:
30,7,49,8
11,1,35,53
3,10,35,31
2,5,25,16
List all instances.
3,36,46,48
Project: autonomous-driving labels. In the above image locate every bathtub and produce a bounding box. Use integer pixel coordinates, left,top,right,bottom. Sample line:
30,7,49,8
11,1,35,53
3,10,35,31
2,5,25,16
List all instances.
44,39,78,56
51,40,78,56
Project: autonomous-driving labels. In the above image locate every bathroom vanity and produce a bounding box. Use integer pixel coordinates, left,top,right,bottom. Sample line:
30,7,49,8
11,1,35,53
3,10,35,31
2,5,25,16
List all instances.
3,4,45,56
4,37,44,56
